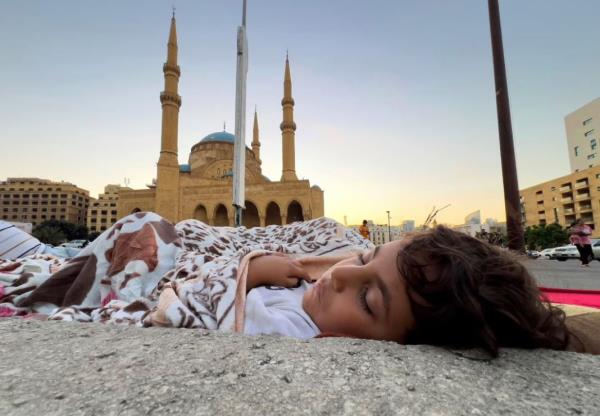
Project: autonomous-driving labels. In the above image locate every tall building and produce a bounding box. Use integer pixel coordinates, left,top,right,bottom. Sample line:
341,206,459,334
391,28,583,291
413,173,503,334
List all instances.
566,97,600,172
400,220,415,233
87,185,131,233
520,165,600,233
0,178,90,227
118,13,324,226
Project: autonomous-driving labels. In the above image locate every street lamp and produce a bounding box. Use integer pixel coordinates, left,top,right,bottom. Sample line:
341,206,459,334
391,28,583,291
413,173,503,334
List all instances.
386,211,391,242
487,0,524,251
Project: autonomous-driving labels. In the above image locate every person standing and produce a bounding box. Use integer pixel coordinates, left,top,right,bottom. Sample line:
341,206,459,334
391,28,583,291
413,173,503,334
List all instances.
359,220,370,240
570,219,593,267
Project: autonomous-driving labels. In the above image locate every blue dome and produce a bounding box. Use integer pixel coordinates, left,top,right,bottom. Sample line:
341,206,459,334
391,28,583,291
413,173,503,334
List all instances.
200,131,235,144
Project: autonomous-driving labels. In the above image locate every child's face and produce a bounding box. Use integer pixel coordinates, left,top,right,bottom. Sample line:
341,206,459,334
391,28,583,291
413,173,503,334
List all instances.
302,240,415,342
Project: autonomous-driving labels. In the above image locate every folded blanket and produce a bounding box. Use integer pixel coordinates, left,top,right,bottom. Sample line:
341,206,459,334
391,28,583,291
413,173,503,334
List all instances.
0,213,372,332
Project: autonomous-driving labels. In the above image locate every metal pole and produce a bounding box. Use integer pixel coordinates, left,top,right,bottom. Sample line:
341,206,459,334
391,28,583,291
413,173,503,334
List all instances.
232,0,248,227
487,0,524,252
386,210,391,242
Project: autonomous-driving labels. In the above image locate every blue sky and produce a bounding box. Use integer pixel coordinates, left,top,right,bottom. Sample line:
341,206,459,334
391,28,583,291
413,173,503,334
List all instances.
1,1,599,225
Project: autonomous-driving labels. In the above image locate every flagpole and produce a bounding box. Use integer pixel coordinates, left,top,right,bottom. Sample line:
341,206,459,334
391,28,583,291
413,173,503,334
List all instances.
233,0,248,227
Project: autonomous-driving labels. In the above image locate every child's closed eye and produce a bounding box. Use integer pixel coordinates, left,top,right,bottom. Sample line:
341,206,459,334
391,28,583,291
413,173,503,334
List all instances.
359,286,372,315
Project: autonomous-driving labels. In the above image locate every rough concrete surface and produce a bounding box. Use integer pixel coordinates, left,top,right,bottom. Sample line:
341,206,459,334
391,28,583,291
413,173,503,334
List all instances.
0,319,599,416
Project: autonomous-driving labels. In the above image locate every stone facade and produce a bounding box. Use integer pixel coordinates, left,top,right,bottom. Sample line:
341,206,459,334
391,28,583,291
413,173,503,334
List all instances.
87,185,132,232
119,15,324,226
0,177,90,226
520,164,600,233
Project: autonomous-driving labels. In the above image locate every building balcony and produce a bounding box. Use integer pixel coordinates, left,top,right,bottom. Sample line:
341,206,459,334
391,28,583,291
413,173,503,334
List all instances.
582,217,595,226
575,193,591,201
538,214,546,220
579,205,593,213
561,197,574,204
575,181,589,189
559,185,572,193
564,208,575,215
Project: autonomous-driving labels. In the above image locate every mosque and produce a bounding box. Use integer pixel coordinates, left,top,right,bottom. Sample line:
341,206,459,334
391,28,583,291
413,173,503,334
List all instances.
118,14,324,227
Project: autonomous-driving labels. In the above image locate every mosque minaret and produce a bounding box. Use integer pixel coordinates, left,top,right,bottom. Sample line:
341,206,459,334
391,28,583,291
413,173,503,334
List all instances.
156,13,182,221
251,108,261,166
280,54,298,182
118,12,324,227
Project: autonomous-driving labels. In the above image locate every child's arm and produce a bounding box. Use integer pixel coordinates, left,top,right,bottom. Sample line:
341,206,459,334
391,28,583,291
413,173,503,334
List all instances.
246,254,312,293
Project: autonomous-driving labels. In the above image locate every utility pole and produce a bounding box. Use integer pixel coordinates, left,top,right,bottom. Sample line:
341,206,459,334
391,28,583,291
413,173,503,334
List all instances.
386,211,391,242
487,0,524,251
232,0,248,227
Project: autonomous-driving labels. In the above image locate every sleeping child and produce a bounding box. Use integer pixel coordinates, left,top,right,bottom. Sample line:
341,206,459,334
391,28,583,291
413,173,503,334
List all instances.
1,213,598,356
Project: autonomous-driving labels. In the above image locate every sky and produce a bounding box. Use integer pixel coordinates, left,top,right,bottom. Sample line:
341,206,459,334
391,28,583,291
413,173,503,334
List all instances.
1,1,599,226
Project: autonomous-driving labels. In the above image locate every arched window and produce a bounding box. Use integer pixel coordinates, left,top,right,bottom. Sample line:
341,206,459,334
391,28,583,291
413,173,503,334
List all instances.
194,204,208,223
243,201,260,228
214,204,229,226
265,202,282,225
287,201,304,223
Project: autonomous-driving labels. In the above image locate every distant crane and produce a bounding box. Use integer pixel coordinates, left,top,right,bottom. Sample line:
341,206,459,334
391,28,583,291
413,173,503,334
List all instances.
422,204,451,229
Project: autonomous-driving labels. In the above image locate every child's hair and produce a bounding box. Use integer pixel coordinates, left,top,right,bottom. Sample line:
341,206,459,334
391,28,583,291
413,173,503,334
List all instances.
398,226,569,357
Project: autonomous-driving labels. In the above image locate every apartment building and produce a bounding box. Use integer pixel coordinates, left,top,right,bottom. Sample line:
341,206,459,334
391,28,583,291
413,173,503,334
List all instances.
87,184,131,233
566,97,600,172
0,178,90,226
520,165,600,233
350,220,402,246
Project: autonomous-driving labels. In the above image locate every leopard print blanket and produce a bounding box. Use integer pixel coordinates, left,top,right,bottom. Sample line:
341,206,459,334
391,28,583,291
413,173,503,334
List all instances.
0,212,372,332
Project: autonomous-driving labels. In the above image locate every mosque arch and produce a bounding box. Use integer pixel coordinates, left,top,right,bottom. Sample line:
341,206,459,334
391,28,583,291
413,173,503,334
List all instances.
243,200,260,228
265,201,282,226
213,204,229,226
287,200,304,223
193,204,208,223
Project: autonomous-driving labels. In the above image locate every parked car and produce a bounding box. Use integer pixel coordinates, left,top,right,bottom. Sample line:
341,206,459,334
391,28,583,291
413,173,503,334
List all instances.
539,248,556,259
59,239,88,249
552,244,580,261
526,250,540,258
592,239,600,260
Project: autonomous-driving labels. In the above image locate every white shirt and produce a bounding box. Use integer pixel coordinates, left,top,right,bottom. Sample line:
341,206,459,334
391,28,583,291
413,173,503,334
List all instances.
244,280,320,339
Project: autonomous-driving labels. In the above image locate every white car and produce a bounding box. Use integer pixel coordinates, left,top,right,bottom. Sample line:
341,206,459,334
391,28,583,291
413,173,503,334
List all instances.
60,239,88,249
539,248,555,259
552,245,580,261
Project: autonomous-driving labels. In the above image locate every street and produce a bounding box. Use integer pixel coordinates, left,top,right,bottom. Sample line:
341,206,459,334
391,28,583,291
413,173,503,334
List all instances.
522,258,600,290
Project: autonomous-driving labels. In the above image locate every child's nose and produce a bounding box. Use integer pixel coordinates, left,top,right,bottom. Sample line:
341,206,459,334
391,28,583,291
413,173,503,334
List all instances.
331,266,358,292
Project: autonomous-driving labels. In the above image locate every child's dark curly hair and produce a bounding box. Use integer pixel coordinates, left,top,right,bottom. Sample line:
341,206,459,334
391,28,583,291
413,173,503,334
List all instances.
399,226,569,357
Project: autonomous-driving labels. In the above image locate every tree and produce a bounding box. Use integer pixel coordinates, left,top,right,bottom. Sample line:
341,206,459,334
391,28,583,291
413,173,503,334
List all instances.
524,223,569,250
33,220,88,245
32,226,66,246
87,231,101,242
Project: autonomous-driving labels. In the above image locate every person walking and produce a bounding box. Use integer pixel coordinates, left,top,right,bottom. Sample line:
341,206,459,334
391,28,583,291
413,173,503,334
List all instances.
570,219,593,267
359,220,370,240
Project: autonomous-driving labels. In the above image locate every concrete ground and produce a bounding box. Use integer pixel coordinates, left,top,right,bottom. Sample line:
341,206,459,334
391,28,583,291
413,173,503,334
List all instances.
523,258,600,290
1,319,599,416
1,259,599,415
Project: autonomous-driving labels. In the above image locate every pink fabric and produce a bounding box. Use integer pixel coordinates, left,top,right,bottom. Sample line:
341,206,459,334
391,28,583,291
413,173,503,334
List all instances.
101,290,118,307
540,287,600,309
0,306,17,317
570,225,592,245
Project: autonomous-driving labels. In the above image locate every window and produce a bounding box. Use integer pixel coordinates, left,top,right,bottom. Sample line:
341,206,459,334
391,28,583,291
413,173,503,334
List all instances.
588,154,596,160
585,130,594,137
583,118,592,126
575,146,580,156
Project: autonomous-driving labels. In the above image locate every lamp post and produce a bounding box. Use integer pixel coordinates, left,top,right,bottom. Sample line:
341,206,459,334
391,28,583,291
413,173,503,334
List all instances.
386,211,391,243
487,0,525,252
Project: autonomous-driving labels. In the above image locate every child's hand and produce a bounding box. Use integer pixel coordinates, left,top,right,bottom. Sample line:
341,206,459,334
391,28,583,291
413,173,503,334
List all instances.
246,254,312,292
